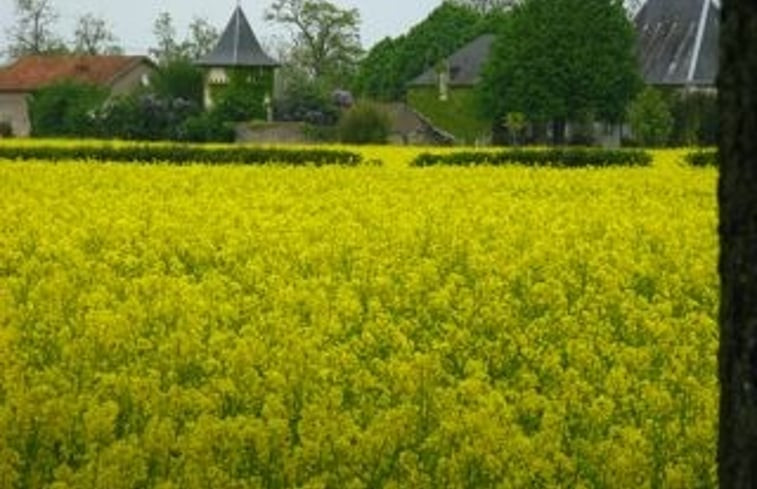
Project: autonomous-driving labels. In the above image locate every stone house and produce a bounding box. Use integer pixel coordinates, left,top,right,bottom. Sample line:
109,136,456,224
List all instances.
406,34,495,145
0,55,154,137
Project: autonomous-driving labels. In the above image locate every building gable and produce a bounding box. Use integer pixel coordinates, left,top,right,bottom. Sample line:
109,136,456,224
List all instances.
0,55,154,93
635,0,720,86
408,34,496,88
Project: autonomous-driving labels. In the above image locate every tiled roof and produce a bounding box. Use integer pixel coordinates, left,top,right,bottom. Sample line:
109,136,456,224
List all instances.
635,0,719,86
196,7,279,67
0,55,153,92
408,34,496,87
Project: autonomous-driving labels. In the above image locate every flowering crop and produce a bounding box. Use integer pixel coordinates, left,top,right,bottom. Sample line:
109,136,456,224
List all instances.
0,148,718,488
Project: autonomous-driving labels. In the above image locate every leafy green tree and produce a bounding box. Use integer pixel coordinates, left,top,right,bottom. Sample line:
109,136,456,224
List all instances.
150,59,204,107
28,81,107,137
449,0,518,14
352,37,400,101
668,90,718,146
266,0,362,84
477,0,641,144
628,87,673,147
354,2,482,100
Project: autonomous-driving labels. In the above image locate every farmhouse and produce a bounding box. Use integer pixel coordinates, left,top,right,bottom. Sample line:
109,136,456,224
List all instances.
406,34,495,145
196,6,279,120
0,55,154,137
406,0,720,145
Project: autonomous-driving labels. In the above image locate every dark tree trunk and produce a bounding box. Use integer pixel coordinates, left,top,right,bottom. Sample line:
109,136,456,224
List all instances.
718,1,757,487
551,119,566,146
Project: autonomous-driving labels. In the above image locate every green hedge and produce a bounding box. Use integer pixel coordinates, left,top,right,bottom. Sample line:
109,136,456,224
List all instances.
0,144,363,166
411,148,652,168
685,149,718,167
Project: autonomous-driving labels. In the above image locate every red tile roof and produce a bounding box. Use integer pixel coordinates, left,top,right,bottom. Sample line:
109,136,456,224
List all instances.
0,55,153,92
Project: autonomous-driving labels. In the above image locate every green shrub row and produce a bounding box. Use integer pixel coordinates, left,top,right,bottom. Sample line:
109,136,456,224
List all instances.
411,148,653,168
685,149,718,167
0,144,363,166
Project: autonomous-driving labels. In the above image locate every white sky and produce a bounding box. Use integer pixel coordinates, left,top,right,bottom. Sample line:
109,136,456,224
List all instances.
0,0,441,61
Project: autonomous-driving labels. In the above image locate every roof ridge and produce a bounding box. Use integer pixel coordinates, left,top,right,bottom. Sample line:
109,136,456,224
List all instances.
688,0,711,83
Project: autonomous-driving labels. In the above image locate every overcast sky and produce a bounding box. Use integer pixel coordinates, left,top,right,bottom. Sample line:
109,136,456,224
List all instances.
0,0,441,61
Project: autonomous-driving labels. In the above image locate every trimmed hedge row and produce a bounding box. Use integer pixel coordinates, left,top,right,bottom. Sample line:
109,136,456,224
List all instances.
685,150,718,167
411,148,653,168
0,144,364,166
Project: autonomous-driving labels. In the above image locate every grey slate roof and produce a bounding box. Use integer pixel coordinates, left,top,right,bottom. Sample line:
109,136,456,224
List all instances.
407,34,496,87
196,7,279,67
635,0,719,86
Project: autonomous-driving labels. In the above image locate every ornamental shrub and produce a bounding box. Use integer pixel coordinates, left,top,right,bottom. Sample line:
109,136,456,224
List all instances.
628,87,673,147
411,148,652,167
686,149,718,167
668,90,718,146
0,121,12,138
96,94,200,141
178,112,235,143
0,142,363,166
338,102,391,144
28,81,108,137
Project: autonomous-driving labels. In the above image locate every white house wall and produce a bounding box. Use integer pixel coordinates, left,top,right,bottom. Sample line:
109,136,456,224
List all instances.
0,92,30,137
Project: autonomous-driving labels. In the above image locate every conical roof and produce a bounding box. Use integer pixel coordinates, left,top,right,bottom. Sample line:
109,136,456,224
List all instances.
197,6,279,67
635,0,719,86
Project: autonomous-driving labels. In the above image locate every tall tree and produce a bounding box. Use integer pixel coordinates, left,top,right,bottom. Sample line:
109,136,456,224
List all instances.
149,12,219,64
448,0,517,13
184,17,219,61
717,0,757,486
5,0,66,58
477,0,641,143
354,2,483,100
149,12,181,64
72,13,122,55
265,0,362,83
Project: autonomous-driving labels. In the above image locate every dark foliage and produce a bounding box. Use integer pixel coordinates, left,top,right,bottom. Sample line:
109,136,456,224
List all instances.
354,3,483,100
667,90,718,147
95,93,200,141
28,81,108,137
177,112,236,143
686,149,718,167
275,78,340,125
338,102,391,144
150,59,205,107
411,148,652,167
0,121,12,138
0,143,363,166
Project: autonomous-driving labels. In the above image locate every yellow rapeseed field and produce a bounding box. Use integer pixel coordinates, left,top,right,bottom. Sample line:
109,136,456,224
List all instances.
0,146,717,488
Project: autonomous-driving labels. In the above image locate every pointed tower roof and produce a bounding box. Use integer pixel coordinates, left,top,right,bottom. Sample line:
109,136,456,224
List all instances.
197,6,279,67
635,0,719,86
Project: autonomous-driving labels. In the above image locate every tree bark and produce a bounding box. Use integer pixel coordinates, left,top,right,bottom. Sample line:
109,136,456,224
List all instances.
551,119,566,146
718,1,757,487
